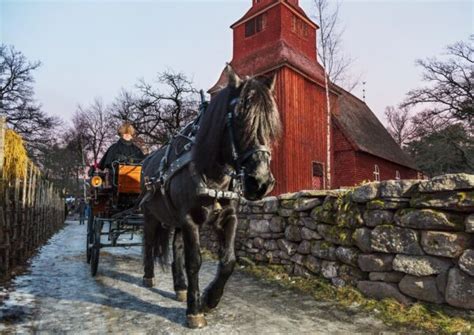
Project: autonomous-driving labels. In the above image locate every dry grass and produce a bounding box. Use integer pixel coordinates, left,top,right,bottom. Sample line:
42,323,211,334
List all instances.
240,263,473,334
3,129,29,180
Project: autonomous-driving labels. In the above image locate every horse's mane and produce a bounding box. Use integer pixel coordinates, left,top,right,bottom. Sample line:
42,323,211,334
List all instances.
193,77,281,175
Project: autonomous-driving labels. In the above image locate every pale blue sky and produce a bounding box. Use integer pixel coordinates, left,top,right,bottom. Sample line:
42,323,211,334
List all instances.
1,0,472,124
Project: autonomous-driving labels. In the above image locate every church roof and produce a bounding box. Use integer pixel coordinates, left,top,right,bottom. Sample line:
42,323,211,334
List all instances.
335,89,418,170
208,40,327,94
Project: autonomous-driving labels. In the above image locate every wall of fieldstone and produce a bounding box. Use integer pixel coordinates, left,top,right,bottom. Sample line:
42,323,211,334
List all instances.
201,174,474,310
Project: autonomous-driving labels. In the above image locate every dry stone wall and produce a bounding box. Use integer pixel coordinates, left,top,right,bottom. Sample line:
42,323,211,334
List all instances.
201,174,474,310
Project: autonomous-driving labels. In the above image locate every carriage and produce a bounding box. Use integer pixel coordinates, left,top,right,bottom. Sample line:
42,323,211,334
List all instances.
86,161,144,276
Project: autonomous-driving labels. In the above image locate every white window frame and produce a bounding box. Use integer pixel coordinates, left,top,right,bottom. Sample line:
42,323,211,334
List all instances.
373,165,380,181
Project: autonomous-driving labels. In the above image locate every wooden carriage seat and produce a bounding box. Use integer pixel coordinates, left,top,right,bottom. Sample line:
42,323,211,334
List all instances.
117,164,142,194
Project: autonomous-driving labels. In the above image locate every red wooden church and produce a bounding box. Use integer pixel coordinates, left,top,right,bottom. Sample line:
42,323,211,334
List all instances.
209,0,419,194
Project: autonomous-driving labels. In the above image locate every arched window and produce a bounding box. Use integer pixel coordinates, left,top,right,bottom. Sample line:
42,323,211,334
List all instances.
373,165,380,181
396,170,401,180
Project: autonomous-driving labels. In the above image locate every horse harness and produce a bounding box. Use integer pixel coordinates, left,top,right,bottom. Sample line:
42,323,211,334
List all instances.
141,96,271,213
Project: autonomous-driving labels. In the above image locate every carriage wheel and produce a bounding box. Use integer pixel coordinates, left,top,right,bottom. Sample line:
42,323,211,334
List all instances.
86,213,94,264
90,218,102,276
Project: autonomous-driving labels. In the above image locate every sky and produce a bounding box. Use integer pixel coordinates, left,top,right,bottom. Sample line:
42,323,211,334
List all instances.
1,0,472,125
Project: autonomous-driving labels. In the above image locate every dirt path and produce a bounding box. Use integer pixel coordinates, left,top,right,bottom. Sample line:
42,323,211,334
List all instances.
0,221,392,334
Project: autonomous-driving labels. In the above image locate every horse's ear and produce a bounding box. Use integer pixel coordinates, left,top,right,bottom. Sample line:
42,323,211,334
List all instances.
226,64,242,89
262,74,276,92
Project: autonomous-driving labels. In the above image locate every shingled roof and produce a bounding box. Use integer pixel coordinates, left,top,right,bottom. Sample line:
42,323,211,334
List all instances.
335,89,418,170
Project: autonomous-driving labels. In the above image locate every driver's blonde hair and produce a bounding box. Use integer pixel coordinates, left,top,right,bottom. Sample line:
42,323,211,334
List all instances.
118,122,135,137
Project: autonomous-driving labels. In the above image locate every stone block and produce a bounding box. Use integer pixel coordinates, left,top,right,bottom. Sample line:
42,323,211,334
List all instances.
466,214,474,233
310,206,335,224
278,208,295,217
321,261,339,279
285,225,302,242
297,240,311,255
277,239,298,256
290,253,304,265
399,275,445,304
281,199,295,209
358,253,394,272
262,196,280,213
421,231,472,258
278,192,298,200
253,237,264,249
335,207,364,227
379,179,418,198
357,281,412,305
311,241,337,261
445,267,474,309
369,272,404,283
303,255,321,274
410,191,474,213
301,217,318,230
294,197,322,212
316,224,353,246
300,227,322,240
363,210,394,227
335,246,360,267
417,173,474,193
367,198,410,210
339,264,366,282
371,225,423,255
269,216,286,233
395,209,465,231
392,254,452,276
263,240,279,251
248,219,271,237
459,249,474,276
352,227,372,253
351,183,380,203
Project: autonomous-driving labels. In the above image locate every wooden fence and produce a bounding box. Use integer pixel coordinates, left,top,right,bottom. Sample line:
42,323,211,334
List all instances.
0,117,65,280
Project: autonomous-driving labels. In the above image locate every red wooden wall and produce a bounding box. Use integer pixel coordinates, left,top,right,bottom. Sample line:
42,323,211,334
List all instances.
270,66,330,194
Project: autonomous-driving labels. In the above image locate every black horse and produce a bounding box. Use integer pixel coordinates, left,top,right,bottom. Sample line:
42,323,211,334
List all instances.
141,65,282,328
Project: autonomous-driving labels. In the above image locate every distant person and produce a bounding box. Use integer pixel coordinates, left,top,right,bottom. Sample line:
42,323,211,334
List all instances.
97,122,145,171
78,199,86,225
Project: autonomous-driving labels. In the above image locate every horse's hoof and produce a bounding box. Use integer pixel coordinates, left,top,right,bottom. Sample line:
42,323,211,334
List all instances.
175,290,187,302
143,277,154,288
186,314,207,329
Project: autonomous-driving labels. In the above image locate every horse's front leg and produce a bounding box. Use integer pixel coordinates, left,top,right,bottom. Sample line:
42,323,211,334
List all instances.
172,228,187,302
182,214,206,328
202,207,237,312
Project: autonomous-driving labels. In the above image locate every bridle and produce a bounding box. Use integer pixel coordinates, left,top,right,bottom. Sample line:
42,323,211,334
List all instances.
226,97,271,194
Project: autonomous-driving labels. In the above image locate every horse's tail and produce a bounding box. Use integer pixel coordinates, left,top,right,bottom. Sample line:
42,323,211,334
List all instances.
154,223,172,270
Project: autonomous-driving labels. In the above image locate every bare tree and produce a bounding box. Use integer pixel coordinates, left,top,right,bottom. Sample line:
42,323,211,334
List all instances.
313,0,358,90
384,106,417,147
402,36,473,125
111,70,199,149
0,44,60,162
73,98,116,165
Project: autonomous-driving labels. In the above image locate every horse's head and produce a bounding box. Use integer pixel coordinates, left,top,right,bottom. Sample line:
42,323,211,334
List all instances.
225,66,281,200
194,65,282,201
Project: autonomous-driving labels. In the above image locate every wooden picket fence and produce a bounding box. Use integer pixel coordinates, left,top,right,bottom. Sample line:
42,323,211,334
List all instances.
0,117,65,280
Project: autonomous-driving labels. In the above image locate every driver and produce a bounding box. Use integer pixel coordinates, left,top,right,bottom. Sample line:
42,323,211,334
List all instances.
98,122,145,170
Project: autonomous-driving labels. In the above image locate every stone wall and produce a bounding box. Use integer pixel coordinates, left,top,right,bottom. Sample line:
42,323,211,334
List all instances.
201,174,474,310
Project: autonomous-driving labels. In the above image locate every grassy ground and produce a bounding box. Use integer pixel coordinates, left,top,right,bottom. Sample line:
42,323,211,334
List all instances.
238,261,473,334
201,250,473,334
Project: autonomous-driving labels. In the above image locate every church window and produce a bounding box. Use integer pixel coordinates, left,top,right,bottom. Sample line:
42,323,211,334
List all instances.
312,162,324,190
245,13,267,37
395,170,401,180
291,14,309,39
373,165,380,181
